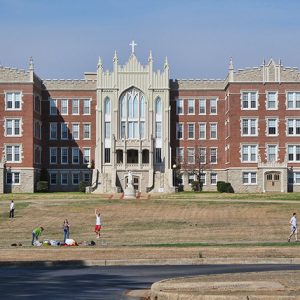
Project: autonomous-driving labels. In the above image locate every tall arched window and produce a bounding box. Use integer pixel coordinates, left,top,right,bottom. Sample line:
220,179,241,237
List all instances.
104,97,111,116
119,88,146,139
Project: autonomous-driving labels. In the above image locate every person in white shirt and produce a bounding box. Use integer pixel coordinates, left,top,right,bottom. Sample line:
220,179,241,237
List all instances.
94,209,102,239
9,200,15,219
288,212,298,242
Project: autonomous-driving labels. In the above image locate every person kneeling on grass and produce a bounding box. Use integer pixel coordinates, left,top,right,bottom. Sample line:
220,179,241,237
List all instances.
32,226,44,246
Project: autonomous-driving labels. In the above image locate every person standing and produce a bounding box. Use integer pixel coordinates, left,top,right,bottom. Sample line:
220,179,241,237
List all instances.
9,200,15,219
63,219,70,243
288,212,298,242
32,226,44,245
94,209,101,239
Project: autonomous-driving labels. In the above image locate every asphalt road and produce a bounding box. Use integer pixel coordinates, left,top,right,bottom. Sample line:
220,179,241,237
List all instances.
1,264,300,299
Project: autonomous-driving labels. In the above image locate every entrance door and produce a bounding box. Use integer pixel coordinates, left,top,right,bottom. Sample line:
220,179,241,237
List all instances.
265,172,281,192
125,176,139,191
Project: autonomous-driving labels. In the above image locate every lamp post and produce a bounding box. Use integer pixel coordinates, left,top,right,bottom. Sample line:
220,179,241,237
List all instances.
172,164,177,188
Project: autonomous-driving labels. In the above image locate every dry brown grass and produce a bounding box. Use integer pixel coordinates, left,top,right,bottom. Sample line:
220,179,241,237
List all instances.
1,193,300,261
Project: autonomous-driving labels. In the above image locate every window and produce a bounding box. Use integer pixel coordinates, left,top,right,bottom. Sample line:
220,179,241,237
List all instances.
34,95,41,113
5,145,21,162
83,148,91,164
155,122,162,138
199,148,206,163
83,124,91,139
188,173,194,184
187,148,195,164
61,99,68,115
6,171,20,185
288,145,300,162
210,123,217,139
267,118,278,135
210,148,217,163
210,98,217,114
104,122,111,139
104,97,111,116
83,172,91,183
242,119,257,136
49,147,57,164
61,173,68,185
292,172,300,184
243,172,257,184
49,123,57,140
210,173,217,185
267,145,277,162
200,173,206,185
49,99,57,115
241,145,258,162
5,92,21,110
61,147,68,164
176,147,184,163
34,146,41,164
72,173,80,185
83,99,91,115
199,123,206,139
72,148,80,164
72,99,80,115
34,121,41,139
155,148,162,163
5,119,21,136
176,123,183,139
72,123,80,140
287,119,300,136
187,99,195,114
176,99,184,115
199,99,206,114
104,148,110,163
61,123,68,140
188,123,195,139
50,173,57,185
266,92,278,110
241,91,258,109
287,92,300,109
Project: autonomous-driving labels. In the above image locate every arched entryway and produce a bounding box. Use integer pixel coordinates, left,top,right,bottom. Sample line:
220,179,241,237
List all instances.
265,171,281,192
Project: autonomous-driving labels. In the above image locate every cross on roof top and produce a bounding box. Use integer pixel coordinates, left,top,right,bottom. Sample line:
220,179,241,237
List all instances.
129,40,137,54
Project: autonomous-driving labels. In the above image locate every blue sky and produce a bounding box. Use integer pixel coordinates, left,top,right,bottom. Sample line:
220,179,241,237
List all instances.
1,0,300,79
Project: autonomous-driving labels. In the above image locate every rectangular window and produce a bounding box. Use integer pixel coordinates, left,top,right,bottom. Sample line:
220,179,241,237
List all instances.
287,92,300,109
155,122,162,138
200,173,206,185
61,173,68,185
266,92,278,110
176,123,183,139
6,119,21,136
176,99,184,115
83,124,91,139
83,173,91,183
176,147,184,163
34,95,41,113
61,123,68,140
121,122,126,139
49,123,57,140
188,123,195,139
34,121,41,139
83,148,91,164
242,118,257,136
210,98,217,114
6,172,20,185
267,145,277,162
72,173,80,185
241,91,258,109
243,172,257,184
210,173,217,185
34,146,41,164
199,148,206,163
287,119,300,136
188,173,194,185
199,98,206,114
210,148,217,163
242,145,258,162
61,99,68,115
49,147,57,164
49,99,57,115
72,148,80,164
104,122,111,139
83,99,91,115
104,148,110,163
187,148,195,164
210,123,217,139
72,123,80,140
155,148,162,163
187,99,195,114
72,99,80,115
199,123,206,139
288,145,300,162
5,145,21,162
267,118,277,135
50,173,57,185
5,92,21,110
61,147,68,164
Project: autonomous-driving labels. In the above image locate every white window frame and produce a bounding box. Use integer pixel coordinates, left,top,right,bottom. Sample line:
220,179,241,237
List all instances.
83,148,91,164
199,98,206,114
72,147,80,164
241,118,258,136
6,171,21,185
199,122,206,140
72,123,80,140
210,123,217,139
61,123,69,140
210,98,217,114
266,118,278,136
210,173,217,185
49,147,57,164
61,147,69,164
292,172,300,185
287,119,300,136
72,172,80,185
5,144,21,163
267,144,278,162
288,145,300,162
242,171,257,185
210,148,217,164
83,99,91,115
176,99,184,115
286,92,300,110
266,91,278,110
83,123,91,140
187,123,195,139
72,99,80,115
49,123,57,140
241,144,258,163
176,147,184,163
187,148,195,164
187,99,195,115
176,123,184,140
241,91,258,110
49,172,57,185
61,99,68,115
49,98,57,115
5,91,22,111
5,118,22,137
61,172,69,185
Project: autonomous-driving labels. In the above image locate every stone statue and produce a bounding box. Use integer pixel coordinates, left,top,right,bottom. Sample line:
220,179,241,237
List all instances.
127,171,133,186
124,170,136,199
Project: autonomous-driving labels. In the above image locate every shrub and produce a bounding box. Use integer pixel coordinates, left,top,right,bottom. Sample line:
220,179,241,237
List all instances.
36,181,48,192
79,181,88,193
191,180,203,192
217,181,234,193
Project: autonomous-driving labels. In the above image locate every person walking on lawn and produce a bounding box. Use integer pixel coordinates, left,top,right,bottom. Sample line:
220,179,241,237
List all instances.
63,219,70,243
95,209,102,239
288,212,298,242
32,226,44,245
9,200,15,219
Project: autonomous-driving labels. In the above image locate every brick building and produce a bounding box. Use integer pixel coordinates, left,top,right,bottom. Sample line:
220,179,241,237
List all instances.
1,47,300,193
